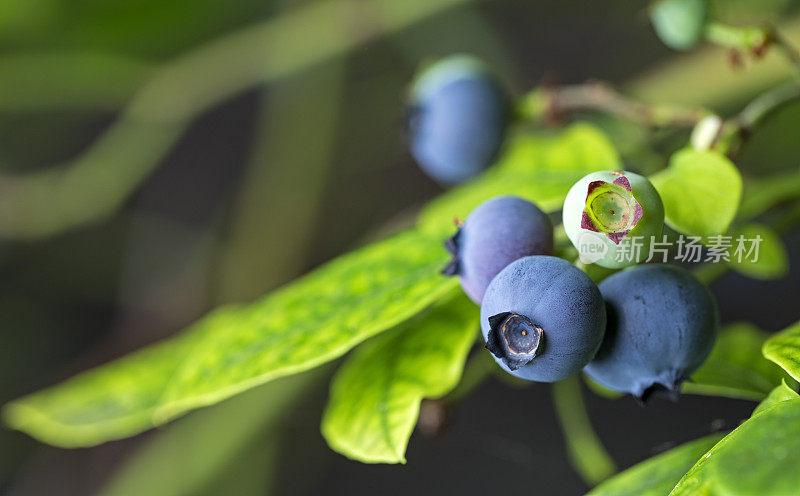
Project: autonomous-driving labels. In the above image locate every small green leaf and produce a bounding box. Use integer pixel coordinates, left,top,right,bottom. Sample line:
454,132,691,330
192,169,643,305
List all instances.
763,320,800,382
417,123,620,236
3,229,457,447
650,149,743,237
753,380,799,416
321,294,478,464
727,223,788,280
670,399,800,495
587,433,724,496
685,323,788,400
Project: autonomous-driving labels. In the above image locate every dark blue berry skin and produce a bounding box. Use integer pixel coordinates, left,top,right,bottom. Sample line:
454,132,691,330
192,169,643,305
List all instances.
444,196,553,304
584,264,719,402
407,55,509,185
480,256,606,382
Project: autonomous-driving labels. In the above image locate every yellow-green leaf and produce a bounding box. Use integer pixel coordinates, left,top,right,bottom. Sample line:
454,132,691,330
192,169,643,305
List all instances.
587,434,724,496
3,229,457,447
727,223,788,280
651,149,742,237
752,380,799,417
321,293,477,464
763,319,800,382
670,399,800,496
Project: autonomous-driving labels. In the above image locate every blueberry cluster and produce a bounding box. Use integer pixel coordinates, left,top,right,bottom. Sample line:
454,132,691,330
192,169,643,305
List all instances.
444,191,718,402
406,55,719,400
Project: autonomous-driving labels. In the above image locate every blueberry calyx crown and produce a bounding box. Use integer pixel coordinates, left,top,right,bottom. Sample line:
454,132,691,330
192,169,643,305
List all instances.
633,372,688,405
441,227,462,276
581,174,644,245
485,312,542,370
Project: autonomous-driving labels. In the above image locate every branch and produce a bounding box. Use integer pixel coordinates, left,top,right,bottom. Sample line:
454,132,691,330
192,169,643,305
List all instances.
520,81,710,128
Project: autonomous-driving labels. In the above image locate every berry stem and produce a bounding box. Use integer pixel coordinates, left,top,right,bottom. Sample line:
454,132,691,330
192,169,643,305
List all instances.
552,376,617,486
737,82,800,130
518,81,710,128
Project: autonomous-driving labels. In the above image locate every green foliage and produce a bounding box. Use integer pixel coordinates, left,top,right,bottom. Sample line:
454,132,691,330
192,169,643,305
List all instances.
726,223,788,279
417,123,620,236
752,380,799,416
586,433,724,496
3,229,457,446
670,399,800,495
685,322,789,400
321,294,477,463
650,149,743,237
763,319,800,382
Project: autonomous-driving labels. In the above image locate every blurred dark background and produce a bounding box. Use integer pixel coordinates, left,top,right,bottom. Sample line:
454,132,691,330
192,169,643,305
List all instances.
2,0,800,495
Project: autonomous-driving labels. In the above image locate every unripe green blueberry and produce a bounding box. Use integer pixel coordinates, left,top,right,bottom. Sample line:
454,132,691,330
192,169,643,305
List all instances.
650,0,708,51
563,171,664,269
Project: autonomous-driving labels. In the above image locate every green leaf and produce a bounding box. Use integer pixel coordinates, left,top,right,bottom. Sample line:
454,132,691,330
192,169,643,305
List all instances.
3,229,457,447
753,380,799,416
321,293,477,464
99,369,324,496
763,319,800,382
685,322,788,400
417,123,620,237
727,223,788,280
650,149,743,237
670,399,800,496
587,433,725,496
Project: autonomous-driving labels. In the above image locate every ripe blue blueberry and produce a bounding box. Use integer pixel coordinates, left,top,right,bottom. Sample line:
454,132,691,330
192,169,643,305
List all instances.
563,170,664,269
406,55,509,185
584,264,719,402
650,0,708,51
480,256,606,382
444,195,553,304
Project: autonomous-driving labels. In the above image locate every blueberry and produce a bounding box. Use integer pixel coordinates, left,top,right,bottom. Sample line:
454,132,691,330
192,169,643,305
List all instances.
480,256,606,382
444,196,553,304
584,264,719,402
563,170,664,269
407,55,509,185
651,0,708,51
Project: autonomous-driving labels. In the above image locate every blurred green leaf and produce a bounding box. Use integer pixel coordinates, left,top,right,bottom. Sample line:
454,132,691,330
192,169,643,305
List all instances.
1,321,213,448
738,169,800,219
3,229,458,447
650,149,742,237
586,433,724,496
726,223,788,280
685,322,788,400
321,294,477,464
753,380,799,416
417,123,621,237
763,319,800,382
553,376,617,486
670,399,800,495
100,369,324,496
